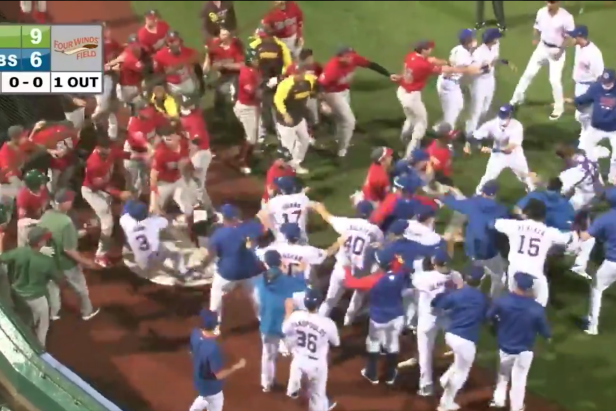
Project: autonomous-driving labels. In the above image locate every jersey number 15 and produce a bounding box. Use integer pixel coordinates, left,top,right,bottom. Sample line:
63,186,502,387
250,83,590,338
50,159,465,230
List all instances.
297,330,317,353
517,235,539,257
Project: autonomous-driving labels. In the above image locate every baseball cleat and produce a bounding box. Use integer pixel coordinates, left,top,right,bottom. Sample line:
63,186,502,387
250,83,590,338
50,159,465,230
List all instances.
549,110,563,121
240,166,252,175
287,391,299,400
489,400,505,408
51,315,61,321
82,308,100,321
474,22,486,30
337,149,347,158
294,165,309,175
328,400,337,411
437,403,460,411
417,384,434,397
385,369,398,385
262,385,272,393
360,368,379,385
584,326,598,336
443,350,454,357
397,357,418,369
213,325,221,336
571,266,592,281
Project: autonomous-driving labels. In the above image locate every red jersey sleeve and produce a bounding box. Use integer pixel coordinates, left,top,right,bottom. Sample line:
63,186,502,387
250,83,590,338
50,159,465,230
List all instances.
351,53,370,68
292,2,304,37
16,189,29,218
344,267,383,291
369,193,397,225
414,195,437,209
152,148,167,172
318,60,338,87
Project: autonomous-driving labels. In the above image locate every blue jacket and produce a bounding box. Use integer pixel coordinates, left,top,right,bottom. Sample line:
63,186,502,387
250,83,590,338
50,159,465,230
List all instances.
368,270,411,324
208,222,265,281
517,190,575,232
574,83,616,132
487,292,551,355
254,269,307,337
384,238,436,272
432,285,488,344
441,195,508,260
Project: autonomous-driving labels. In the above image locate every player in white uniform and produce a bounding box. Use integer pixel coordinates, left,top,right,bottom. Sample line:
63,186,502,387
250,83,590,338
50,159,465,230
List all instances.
568,25,604,141
119,201,189,274
467,104,536,195
466,28,502,138
510,1,575,120
265,176,313,244
283,289,340,411
312,201,384,325
495,198,572,307
433,29,477,132
411,249,461,397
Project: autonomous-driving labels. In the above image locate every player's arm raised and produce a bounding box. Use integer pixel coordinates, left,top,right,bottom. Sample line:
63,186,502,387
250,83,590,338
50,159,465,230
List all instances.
464,120,492,154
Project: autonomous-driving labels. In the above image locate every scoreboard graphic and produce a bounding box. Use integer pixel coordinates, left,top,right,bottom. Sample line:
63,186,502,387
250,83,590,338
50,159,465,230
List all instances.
0,24,103,94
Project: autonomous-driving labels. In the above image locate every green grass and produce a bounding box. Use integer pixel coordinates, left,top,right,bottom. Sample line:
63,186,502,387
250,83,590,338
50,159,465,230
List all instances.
133,2,616,410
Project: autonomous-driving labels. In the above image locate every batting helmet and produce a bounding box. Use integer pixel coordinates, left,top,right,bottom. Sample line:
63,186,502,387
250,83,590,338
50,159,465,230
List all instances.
303,288,323,311
23,169,47,191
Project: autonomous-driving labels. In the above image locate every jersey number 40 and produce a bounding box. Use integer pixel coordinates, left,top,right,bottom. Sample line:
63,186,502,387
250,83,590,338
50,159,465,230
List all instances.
344,236,366,256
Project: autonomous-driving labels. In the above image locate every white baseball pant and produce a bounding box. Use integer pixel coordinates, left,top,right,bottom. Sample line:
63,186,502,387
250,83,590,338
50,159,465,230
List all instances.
17,218,39,247
0,177,23,203
188,391,224,411
116,84,140,105
366,316,403,354
81,187,113,256
20,1,46,12
156,177,199,216
234,102,260,144
511,41,566,113
507,268,549,307
278,34,301,60
286,357,328,411
191,149,213,210
578,127,616,180
322,89,355,153
574,82,593,137
64,107,86,130
416,317,446,390
167,77,198,97
94,74,118,140
466,75,495,136
276,119,310,167
439,333,476,409
475,151,535,195
397,87,428,157
436,77,464,130
318,261,366,323
209,274,259,325
261,334,282,389
492,350,534,411
47,167,75,195
586,259,616,333
475,253,507,299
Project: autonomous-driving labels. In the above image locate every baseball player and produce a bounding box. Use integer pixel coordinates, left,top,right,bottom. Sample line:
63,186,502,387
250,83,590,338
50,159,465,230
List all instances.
434,29,479,133
396,41,483,157
19,1,47,23
579,188,616,335
201,1,238,41
178,95,215,213
234,48,262,175
574,69,616,180
189,308,246,411
319,47,397,158
283,289,339,411
106,35,146,107
438,181,509,298
467,104,536,195
487,272,551,411
466,28,506,138
284,48,323,134
313,200,384,324
120,200,191,276
255,250,308,392
412,249,461,397
351,147,394,207
510,1,575,120
555,144,603,211
203,204,269,329
345,248,411,386
568,25,604,139
262,147,295,207
154,31,200,97
82,137,133,267
138,9,170,55
265,176,313,243
433,266,488,411
16,170,49,247
494,198,572,306
262,1,304,59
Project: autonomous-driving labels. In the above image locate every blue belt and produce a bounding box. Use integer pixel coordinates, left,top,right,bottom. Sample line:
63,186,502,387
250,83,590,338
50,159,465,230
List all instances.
542,40,559,48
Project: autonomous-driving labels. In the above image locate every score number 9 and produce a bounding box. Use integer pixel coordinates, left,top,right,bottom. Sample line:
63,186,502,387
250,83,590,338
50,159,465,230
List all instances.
29,29,42,68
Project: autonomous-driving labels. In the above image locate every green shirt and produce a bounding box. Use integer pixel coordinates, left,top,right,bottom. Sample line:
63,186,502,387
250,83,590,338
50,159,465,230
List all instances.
0,247,61,300
37,210,79,271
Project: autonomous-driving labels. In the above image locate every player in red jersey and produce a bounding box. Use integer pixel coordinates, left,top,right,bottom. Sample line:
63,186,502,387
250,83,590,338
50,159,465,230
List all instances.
285,48,323,134
0,124,42,203
94,22,123,141
351,147,393,207
203,25,244,112
178,95,214,214
82,137,132,267
319,47,399,158
426,128,453,186
107,34,146,107
154,31,200,97
137,9,170,55
262,1,304,59
15,170,49,246
30,121,80,194
20,1,48,24
150,126,199,234
125,101,167,197
262,147,295,206
234,49,262,175
396,40,483,157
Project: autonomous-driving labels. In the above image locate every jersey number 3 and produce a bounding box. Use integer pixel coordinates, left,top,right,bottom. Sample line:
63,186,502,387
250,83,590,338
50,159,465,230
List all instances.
297,330,317,353
135,234,150,252
517,235,539,257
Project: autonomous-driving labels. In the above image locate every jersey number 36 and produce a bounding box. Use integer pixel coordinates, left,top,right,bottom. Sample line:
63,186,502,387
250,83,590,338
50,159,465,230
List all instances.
297,330,317,353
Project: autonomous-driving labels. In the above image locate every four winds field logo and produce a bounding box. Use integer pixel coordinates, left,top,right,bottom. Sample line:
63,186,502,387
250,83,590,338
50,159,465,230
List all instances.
53,36,99,59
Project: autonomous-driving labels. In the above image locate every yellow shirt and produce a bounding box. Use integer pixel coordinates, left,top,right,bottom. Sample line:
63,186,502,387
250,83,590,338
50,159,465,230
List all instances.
274,73,316,116
151,94,179,118
248,36,292,75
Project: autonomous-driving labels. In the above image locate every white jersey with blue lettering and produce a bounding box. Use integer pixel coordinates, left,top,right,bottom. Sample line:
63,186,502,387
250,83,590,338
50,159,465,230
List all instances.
404,220,442,272
559,153,602,210
256,241,327,280
267,192,311,242
329,216,383,271
413,270,460,327
120,214,168,267
282,310,340,361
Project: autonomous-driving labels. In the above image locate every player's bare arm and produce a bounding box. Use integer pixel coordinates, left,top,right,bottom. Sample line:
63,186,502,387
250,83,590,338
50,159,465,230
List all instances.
202,50,211,72
310,201,333,224
149,168,160,214
214,358,247,380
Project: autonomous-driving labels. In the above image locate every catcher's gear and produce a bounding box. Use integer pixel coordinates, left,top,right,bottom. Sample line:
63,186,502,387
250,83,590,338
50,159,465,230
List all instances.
23,169,47,191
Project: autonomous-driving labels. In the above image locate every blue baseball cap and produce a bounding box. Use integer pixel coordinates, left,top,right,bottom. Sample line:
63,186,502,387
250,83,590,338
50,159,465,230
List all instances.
263,249,282,268
273,176,296,194
280,222,301,241
375,247,394,269
498,104,514,119
389,219,409,236
304,288,323,311
433,248,450,266
219,203,239,220
417,205,436,222
394,174,423,193
482,28,502,44
458,28,475,43
600,69,615,84
466,265,485,282
604,187,616,206
126,200,148,221
514,272,534,291
393,159,414,177
567,25,588,38
199,308,219,331
355,200,374,218
410,149,430,165
481,180,500,196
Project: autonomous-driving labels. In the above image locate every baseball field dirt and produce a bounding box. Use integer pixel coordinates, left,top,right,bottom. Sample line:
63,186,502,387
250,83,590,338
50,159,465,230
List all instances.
3,2,570,411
